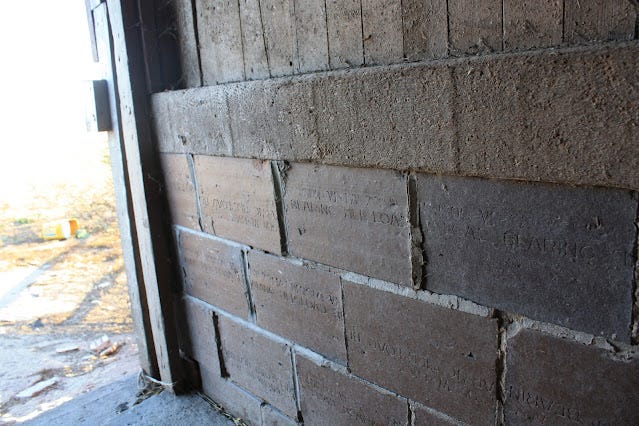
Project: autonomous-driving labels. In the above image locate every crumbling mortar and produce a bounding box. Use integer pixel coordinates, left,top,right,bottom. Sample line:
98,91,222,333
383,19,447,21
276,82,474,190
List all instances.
271,160,290,256
240,248,257,323
212,312,229,377
495,310,509,426
188,0,204,86
631,197,639,344
186,153,205,233
338,277,351,371
407,173,425,290
289,349,304,422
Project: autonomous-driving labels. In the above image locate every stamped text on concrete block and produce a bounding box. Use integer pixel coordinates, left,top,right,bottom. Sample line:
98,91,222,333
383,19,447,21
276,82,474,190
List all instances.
417,175,637,340
343,280,498,425
283,163,412,286
195,155,281,254
249,251,346,362
179,230,248,318
505,329,639,425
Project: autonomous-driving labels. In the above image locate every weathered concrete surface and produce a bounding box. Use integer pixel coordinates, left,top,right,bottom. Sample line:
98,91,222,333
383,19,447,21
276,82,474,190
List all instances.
196,0,244,84
181,296,219,370
503,0,563,50
295,0,329,73
194,156,281,254
505,329,639,425
448,0,502,54
417,175,638,341
282,163,413,286
343,280,498,425
159,153,199,230
238,0,270,80
201,366,264,425
361,0,403,65
326,0,364,68
26,374,233,426
217,316,297,417
260,0,297,77
412,402,460,426
402,0,448,60
260,404,297,425
249,251,346,362
151,43,639,190
564,0,636,44
296,355,407,425
178,230,249,318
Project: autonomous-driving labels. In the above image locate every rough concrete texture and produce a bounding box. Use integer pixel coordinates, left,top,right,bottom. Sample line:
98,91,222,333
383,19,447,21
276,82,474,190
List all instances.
295,355,407,425
295,0,329,73
151,87,232,156
503,0,563,50
159,153,199,230
151,44,639,190
172,0,201,87
282,163,413,286
343,280,498,425
361,0,403,65
194,156,282,254
248,251,347,362
196,0,244,84
448,0,503,54
504,329,639,425
201,365,264,425
238,0,270,80
181,296,220,372
217,316,297,418
454,43,639,191
326,0,364,69
260,0,297,77
402,0,448,61
26,374,233,426
564,0,637,44
178,230,249,318
418,174,638,341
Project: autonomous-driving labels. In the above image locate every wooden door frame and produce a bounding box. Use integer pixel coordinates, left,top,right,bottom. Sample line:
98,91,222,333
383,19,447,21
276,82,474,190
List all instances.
86,0,185,391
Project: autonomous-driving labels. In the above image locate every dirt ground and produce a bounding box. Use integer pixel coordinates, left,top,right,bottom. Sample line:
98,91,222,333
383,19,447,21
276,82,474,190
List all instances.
0,135,139,424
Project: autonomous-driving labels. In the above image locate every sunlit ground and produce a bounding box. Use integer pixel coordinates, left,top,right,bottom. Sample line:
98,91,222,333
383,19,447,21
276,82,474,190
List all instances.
0,2,139,423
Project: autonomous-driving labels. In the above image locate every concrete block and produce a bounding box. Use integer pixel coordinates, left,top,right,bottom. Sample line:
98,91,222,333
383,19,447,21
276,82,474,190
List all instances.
248,251,346,362
239,0,270,80
313,65,455,173
361,0,403,65
194,156,282,254
151,88,233,156
196,0,245,84
150,44,639,190
228,79,319,161
159,153,199,229
282,163,413,286
178,230,249,318
201,366,264,425
564,0,636,44
173,0,201,87
181,296,219,372
295,355,407,425
455,44,639,190
261,404,297,425
326,0,364,68
295,0,329,73
402,0,448,61
417,175,637,340
260,0,297,77
343,281,498,425
448,0,502,54
503,0,563,50
217,316,297,418
505,330,639,425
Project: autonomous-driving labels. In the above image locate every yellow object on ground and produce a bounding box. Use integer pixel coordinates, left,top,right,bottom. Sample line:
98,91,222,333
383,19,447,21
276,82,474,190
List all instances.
41,218,79,240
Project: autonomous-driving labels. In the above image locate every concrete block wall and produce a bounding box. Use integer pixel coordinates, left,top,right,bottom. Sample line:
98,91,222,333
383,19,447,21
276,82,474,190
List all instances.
152,2,639,425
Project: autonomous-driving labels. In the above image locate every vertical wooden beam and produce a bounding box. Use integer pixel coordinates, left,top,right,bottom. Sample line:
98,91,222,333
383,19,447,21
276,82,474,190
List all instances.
106,0,185,391
91,2,159,378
